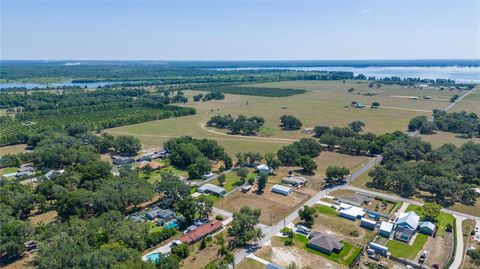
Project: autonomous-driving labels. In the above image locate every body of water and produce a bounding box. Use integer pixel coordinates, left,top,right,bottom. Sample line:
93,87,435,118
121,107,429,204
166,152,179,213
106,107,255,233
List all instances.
0,81,127,90
218,66,480,83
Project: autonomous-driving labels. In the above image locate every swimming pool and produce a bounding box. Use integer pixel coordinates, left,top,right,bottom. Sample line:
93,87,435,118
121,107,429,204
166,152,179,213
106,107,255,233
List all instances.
164,220,178,229
146,253,161,263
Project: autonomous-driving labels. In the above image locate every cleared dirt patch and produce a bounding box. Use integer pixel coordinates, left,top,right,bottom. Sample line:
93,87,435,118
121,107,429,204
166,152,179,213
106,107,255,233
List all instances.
28,211,57,225
310,210,375,246
421,233,453,268
217,184,310,225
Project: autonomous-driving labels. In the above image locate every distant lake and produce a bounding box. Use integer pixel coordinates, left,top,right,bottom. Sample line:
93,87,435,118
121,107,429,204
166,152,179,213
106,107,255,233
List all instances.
218,66,480,83
0,81,125,90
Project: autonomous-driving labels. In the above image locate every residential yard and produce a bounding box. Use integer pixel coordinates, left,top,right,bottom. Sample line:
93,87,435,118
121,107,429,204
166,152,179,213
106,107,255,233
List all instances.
421,232,454,268
311,205,375,246
206,169,256,192
0,166,18,176
268,152,371,191
216,183,310,225
257,237,347,269
386,234,429,260
236,258,265,269
280,233,362,267
405,204,454,237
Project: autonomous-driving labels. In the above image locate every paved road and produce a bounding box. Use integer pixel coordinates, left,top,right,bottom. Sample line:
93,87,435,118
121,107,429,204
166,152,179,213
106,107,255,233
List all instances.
449,215,466,269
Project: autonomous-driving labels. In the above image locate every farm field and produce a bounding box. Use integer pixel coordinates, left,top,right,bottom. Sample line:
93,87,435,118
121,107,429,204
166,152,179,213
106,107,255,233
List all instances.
107,80,454,156
0,143,27,157
449,87,480,114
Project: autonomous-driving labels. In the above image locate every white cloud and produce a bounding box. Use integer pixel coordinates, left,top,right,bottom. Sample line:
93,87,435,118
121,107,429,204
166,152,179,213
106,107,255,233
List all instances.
360,9,371,14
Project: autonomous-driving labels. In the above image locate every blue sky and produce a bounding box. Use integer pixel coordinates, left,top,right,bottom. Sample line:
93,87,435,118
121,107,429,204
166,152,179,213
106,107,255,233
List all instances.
1,0,479,60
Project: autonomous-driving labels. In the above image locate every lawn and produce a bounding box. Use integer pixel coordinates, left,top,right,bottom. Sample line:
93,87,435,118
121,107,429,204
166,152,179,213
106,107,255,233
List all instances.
386,234,429,260
282,233,362,266
1,167,18,175
417,131,480,149
236,258,265,269
405,205,454,237
314,204,339,217
207,170,256,192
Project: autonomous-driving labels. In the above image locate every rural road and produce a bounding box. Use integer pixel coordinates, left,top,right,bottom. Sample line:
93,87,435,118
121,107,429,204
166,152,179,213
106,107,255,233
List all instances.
449,215,466,269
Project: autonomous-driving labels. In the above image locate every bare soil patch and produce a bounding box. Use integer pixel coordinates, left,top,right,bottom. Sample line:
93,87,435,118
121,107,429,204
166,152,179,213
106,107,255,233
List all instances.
217,184,310,225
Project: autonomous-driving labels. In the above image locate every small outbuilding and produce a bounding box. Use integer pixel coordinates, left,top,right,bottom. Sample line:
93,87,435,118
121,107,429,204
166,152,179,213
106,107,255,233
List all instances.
281,176,308,187
241,185,252,193
271,184,293,196
198,184,226,196
368,242,388,256
339,205,365,221
360,218,377,230
379,221,394,237
419,221,436,235
256,164,270,175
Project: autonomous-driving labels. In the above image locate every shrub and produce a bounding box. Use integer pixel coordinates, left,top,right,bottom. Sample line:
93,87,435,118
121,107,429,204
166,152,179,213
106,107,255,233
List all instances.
215,214,224,221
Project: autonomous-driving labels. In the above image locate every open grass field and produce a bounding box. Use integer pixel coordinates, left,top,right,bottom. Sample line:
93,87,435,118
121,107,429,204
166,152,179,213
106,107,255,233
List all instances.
0,144,27,157
386,234,429,260
417,131,480,148
450,86,480,115
107,80,456,156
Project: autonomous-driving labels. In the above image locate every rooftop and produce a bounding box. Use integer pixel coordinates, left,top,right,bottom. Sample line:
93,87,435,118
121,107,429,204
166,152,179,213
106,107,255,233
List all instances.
271,184,292,193
309,231,343,252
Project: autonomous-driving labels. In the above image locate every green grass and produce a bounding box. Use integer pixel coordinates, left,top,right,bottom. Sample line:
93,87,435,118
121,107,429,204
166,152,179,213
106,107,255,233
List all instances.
208,171,256,192
282,234,361,266
1,167,18,175
315,204,339,217
386,234,429,260
405,204,454,237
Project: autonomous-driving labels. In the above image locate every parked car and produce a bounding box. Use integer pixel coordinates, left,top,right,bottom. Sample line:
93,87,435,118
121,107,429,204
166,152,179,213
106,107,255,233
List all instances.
368,255,380,261
296,224,311,235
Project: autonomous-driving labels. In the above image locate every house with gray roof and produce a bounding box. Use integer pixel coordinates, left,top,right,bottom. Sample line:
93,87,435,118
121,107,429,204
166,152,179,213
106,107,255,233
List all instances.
198,183,226,196
394,211,420,242
419,221,436,235
308,231,344,254
338,193,371,207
